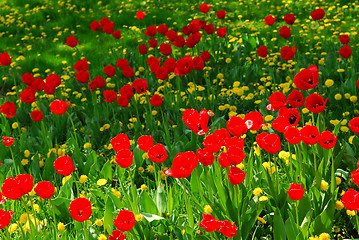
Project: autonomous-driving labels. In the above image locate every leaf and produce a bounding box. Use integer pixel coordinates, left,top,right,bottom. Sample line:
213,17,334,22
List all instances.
273,208,286,240
285,211,299,240
141,212,165,222
309,199,335,235
51,197,71,222
139,190,159,215
155,184,167,214
104,196,114,234
100,160,113,180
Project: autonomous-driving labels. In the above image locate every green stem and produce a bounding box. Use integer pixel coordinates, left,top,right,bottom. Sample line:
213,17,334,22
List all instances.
205,166,213,202
71,173,80,197
66,112,78,144
128,167,138,214
297,144,303,183
295,200,299,227
83,221,88,240
273,154,279,196
356,213,359,236
49,199,58,240
288,143,293,183
9,146,19,175
312,144,319,189
20,197,34,240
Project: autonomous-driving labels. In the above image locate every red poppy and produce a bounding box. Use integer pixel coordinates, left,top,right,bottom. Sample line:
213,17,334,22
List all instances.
132,78,148,94
164,151,198,178
102,20,114,34
122,66,134,78
0,209,12,229
183,109,209,136
2,136,14,147
284,126,301,145
74,58,88,71
293,65,319,91
200,51,210,62
120,84,133,99
175,56,193,76
111,133,130,152
257,46,268,58
199,3,210,13
188,20,201,34
113,210,135,232
196,149,214,166
136,11,145,20
244,111,264,130
149,94,163,107
50,99,67,115
89,76,106,91
90,20,101,31
148,144,167,163
287,183,305,200
218,221,238,238
137,135,154,152
267,91,287,111
45,74,61,89
228,167,246,185
148,38,158,48
166,30,177,41
262,133,281,154
0,101,16,118
305,93,327,114
157,24,168,35
216,27,226,38
103,90,118,103
281,46,296,60
144,25,157,37
341,189,359,211
75,71,90,83
349,117,359,134
31,110,43,122
300,125,319,145
22,72,35,86
0,192,7,205
287,90,305,108
54,155,75,176
69,198,92,222
204,24,215,35
117,96,129,107
199,214,222,232
339,35,350,44
256,132,269,150
104,65,116,77
217,10,226,19
0,51,13,66
155,67,168,80
115,149,134,168
109,230,127,240
2,174,33,200
218,152,232,168
193,57,204,71
339,45,352,58
264,15,276,26
203,129,230,153
116,58,129,70
226,145,246,165
163,58,176,72
138,44,148,55
272,108,300,133
318,131,337,149
15,174,34,194
172,36,186,48
279,26,291,39
65,35,79,48
19,87,36,103
224,137,244,150
311,9,325,21
113,30,122,39
351,169,359,186
284,13,295,25
34,181,55,199
147,56,161,72
186,32,202,48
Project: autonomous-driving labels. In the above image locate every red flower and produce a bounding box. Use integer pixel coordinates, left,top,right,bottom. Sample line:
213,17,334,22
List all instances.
257,46,268,58
90,20,101,31
31,110,43,122
138,44,148,55
226,116,248,137
0,209,12,229
183,109,209,136
267,91,287,111
160,43,172,56
0,101,16,118
116,58,129,70
351,169,359,186
65,35,79,48
115,149,134,168
284,126,301,145
272,108,300,133
256,132,269,150
164,57,176,72
22,72,35,86
264,15,276,25
104,65,116,77
318,131,337,149
311,9,325,21
287,90,305,108
103,90,117,103
137,135,154,152
203,129,230,153
245,111,264,130
2,136,14,147
174,56,193,76
193,57,204,71
157,24,168,35
109,230,127,240
204,24,215,35
113,210,135,232
111,133,130,152
117,96,129,107
144,25,157,37
155,67,168,80
54,156,75,176
216,10,226,19
284,13,295,25
199,3,210,13
305,93,327,114
226,145,246,165
279,26,291,39
339,45,352,58
20,87,36,103
89,76,106,91
132,78,148,94
0,51,13,66
136,11,145,20
196,149,214,166
201,51,210,62
122,66,134,78
147,56,161,72
349,117,359,134
280,46,296,60
50,99,67,115
218,221,238,238
148,144,167,163
228,167,246,185
293,65,319,91
300,125,319,145
120,84,134,99
69,198,92,222
216,27,226,37
103,22,115,35
199,214,222,232
166,30,177,41
149,94,163,107
2,174,33,200
218,152,232,168
148,38,158,48
341,189,359,211
262,133,281,154
75,71,90,83
287,183,305,200
74,58,89,71
339,35,350,44
34,181,55,199
164,151,198,178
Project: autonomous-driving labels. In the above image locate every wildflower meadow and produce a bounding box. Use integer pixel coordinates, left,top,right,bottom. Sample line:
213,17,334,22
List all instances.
1,0,359,239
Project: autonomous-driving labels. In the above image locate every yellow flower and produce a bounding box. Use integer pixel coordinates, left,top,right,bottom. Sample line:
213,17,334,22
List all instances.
336,177,341,185
321,180,329,191
95,219,103,227
335,200,344,210
204,205,213,213
350,96,358,103
8,223,18,234
79,175,88,183
225,58,231,63
58,222,65,232
334,94,342,100
319,233,330,240
257,216,266,224
84,142,92,149
324,79,334,87
33,203,40,213
253,188,263,197
142,153,149,159
98,234,107,240
259,196,268,202
24,150,30,158
217,73,224,79
147,165,155,173
347,210,356,216
12,122,19,129
97,179,107,186
141,184,148,191
236,163,244,170
344,93,350,99
62,176,71,185
21,159,29,166
138,167,145,173
111,188,121,198
135,214,143,221
265,115,273,121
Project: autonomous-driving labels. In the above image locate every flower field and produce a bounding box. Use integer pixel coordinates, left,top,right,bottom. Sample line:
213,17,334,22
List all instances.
1,0,359,239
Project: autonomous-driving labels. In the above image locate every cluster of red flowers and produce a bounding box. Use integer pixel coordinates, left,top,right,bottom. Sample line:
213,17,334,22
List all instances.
90,17,122,39
199,214,238,238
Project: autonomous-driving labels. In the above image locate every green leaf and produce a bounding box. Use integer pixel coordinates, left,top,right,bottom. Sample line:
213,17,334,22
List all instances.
139,190,159,215
309,199,335,235
155,184,167,214
273,208,286,240
141,212,165,222
100,160,113,180
104,196,114,234
285,211,299,240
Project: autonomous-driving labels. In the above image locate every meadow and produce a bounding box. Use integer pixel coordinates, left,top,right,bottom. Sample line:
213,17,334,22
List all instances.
0,0,359,239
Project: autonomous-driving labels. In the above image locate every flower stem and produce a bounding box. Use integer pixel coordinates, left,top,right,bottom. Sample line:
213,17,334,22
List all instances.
9,146,19,175
312,144,319,189
83,221,88,240
330,148,336,195
356,213,359,236
295,200,299,227
205,166,213,202
49,199,58,240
